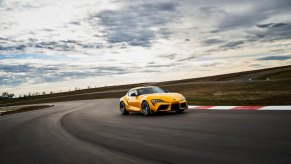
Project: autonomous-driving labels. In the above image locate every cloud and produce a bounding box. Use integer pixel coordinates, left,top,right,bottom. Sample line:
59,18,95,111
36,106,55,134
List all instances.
205,0,291,33
258,56,291,61
159,54,178,60
0,62,131,87
217,12,268,31
200,6,226,16
1,0,291,95
177,56,197,62
0,39,106,54
0,64,34,73
69,21,81,26
0,64,58,86
0,37,8,40
202,38,224,45
247,23,291,42
147,64,173,68
90,1,179,47
219,40,244,50
207,21,291,51
0,44,26,51
201,62,221,67
257,23,287,28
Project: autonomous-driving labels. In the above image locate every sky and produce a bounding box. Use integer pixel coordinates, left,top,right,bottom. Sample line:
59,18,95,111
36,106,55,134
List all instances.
0,0,291,96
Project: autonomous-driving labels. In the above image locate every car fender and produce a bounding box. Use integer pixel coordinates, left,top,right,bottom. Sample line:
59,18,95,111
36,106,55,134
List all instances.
120,96,130,110
139,96,156,111
139,95,148,105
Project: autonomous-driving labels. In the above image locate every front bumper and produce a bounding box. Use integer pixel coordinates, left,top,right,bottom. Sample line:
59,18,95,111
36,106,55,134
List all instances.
149,101,188,112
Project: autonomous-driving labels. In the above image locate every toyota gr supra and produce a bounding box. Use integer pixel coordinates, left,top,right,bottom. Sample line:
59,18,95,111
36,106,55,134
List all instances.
119,86,188,116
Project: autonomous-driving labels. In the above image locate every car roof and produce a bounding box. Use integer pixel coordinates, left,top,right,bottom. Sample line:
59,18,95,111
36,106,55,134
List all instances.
129,86,157,91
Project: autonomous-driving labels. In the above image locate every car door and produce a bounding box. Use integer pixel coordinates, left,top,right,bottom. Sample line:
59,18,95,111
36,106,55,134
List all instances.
127,90,140,111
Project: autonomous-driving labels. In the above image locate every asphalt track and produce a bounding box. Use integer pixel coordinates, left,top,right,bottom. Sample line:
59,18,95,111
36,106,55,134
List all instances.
0,99,291,164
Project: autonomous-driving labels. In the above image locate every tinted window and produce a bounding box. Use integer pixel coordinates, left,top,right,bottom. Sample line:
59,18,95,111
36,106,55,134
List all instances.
128,90,137,96
137,87,165,95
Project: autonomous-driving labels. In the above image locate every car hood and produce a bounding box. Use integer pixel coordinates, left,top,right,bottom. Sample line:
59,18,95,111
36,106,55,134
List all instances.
140,93,184,102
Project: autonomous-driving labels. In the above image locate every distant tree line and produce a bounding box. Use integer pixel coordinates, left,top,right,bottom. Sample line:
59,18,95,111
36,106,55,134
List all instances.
1,86,97,101
0,92,15,100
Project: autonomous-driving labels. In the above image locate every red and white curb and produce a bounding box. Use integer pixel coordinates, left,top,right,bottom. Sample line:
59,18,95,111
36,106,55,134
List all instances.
188,105,291,110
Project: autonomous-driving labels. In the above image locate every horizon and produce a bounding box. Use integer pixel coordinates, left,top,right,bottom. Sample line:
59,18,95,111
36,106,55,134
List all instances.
1,0,291,96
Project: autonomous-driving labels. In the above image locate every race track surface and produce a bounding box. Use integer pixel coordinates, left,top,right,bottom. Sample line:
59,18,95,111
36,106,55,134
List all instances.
0,99,291,164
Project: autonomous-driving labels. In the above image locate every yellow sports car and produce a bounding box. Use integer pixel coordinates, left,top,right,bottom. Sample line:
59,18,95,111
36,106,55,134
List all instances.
119,86,188,116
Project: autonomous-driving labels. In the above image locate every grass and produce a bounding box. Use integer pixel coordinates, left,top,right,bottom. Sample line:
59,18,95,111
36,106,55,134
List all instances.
161,80,291,105
155,65,291,84
254,69,291,80
1,80,290,106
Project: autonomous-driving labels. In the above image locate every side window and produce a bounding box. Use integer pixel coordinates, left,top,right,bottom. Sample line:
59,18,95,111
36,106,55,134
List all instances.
128,90,137,96
137,89,143,95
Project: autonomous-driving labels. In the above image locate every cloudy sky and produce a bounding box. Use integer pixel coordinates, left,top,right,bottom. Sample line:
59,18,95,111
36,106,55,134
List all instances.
1,0,291,95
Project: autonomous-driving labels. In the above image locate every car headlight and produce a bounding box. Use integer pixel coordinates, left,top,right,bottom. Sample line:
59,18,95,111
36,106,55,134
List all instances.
181,96,186,101
151,99,165,105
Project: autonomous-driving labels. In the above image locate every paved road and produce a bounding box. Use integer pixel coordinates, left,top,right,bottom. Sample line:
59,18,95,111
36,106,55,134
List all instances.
1,99,291,164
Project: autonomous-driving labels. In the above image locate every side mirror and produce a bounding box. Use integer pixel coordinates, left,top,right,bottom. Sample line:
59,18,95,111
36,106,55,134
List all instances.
165,90,169,93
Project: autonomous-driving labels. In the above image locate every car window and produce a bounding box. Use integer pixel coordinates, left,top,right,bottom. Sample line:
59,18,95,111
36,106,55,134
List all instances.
128,90,137,96
130,92,135,96
137,87,165,95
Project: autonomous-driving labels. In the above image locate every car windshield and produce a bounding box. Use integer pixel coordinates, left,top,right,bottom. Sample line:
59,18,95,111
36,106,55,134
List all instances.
137,87,165,95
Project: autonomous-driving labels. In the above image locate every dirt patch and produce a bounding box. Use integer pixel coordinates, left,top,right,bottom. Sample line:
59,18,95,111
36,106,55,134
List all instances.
0,105,54,116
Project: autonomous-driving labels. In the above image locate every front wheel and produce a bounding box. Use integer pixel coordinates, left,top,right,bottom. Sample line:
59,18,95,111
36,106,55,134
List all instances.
142,101,151,116
120,102,129,115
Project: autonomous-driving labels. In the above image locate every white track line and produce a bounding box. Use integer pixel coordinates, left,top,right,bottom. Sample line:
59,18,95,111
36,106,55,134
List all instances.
209,106,237,110
259,106,291,110
188,105,291,110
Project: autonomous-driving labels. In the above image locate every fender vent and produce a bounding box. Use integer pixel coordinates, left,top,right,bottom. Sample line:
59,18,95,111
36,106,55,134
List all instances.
158,105,169,110
180,102,187,108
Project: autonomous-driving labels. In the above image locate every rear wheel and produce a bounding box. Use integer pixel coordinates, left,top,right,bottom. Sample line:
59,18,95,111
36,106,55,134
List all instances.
120,102,129,115
142,101,151,116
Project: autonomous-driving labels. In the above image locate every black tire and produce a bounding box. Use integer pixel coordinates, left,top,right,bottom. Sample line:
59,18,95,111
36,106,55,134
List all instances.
175,109,185,114
142,101,151,116
120,102,129,115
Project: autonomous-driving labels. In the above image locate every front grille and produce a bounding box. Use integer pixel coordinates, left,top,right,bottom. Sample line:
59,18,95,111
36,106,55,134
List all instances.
180,102,187,108
158,105,169,111
171,104,180,110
